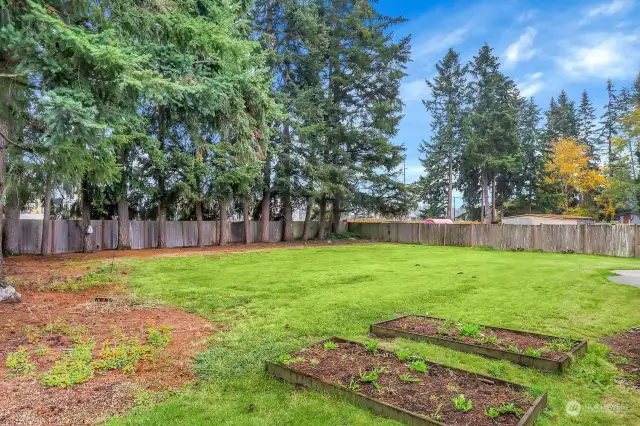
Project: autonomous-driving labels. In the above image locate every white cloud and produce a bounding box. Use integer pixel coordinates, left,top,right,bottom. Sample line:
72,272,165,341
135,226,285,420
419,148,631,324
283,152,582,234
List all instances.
400,79,429,102
503,27,538,68
413,28,468,59
558,33,640,79
580,0,635,24
517,72,545,98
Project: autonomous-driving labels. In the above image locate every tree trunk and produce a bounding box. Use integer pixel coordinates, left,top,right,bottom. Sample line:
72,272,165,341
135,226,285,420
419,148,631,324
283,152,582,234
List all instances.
491,177,496,224
219,199,228,246
331,198,341,233
4,189,20,256
447,151,453,220
195,200,204,247
243,198,251,244
81,175,95,253
302,197,313,241
157,201,167,249
117,197,131,250
317,195,327,240
282,61,293,242
482,171,490,223
261,153,271,243
40,177,52,256
0,112,7,286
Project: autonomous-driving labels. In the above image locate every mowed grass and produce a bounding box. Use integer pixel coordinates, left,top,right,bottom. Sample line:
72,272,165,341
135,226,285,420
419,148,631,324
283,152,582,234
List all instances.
109,244,640,425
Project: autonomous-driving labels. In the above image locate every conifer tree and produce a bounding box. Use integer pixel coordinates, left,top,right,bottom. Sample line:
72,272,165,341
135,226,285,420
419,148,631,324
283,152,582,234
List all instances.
577,90,598,164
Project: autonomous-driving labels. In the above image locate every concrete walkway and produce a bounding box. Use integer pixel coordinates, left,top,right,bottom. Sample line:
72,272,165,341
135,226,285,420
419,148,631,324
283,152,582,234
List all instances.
608,270,640,288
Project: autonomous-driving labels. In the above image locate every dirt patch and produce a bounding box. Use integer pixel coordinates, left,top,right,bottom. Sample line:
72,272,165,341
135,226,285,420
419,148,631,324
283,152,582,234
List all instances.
381,316,575,361
281,339,538,426
602,328,640,389
1,260,218,425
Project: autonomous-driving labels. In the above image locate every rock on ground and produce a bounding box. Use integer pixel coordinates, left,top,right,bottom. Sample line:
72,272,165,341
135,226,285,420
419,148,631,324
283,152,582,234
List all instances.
0,286,21,303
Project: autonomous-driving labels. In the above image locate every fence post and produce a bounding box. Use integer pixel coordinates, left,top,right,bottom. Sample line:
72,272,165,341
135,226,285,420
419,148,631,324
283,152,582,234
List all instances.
634,225,639,258
418,223,421,244
582,224,588,254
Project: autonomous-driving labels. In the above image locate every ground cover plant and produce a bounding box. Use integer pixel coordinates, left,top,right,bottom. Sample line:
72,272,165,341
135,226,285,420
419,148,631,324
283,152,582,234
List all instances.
380,315,582,361
100,244,640,426
270,338,538,425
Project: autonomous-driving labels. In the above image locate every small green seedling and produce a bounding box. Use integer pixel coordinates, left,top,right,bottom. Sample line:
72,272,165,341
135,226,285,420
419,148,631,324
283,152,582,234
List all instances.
396,350,410,361
544,338,574,353
451,394,473,412
359,369,379,383
484,402,523,419
310,359,320,367
348,376,361,392
524,347,542,357
400,372,421,383
323,341,339,350
5,347,36,378
610,355,630,365
408,360,428,373
275,354,304,365
34,346,50,357
365,341,378,352
458,323,484,338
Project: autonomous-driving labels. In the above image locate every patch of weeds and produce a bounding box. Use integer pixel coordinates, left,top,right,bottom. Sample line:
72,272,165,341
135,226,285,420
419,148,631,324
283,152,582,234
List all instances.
310,359,320,367
34,346,50,357
610,355,630,365
51,271,117,292
544,338,574,353
427,404,443,422
477,333,500,345
146,325,173,350
395,349,410,361
22,326,41,343
458,322,485,338
134,390,172,408
5,347,36,378
43,318,87,341
488,364,507,377
451,394,473,412
568,343,618,387
408,360,428,373
365,341,378,352
92,338,154,375
323,341,339,350
506,344,522,354
524,347,543,357
348,376,361,392
529,385,545,398
399,372,421,383
485,402,523,419
275,354,304,365
436,319,457,336
40,340,95,387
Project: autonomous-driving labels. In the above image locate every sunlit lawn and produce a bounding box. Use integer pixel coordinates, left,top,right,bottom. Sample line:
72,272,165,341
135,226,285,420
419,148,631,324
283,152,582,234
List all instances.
109,244,640,425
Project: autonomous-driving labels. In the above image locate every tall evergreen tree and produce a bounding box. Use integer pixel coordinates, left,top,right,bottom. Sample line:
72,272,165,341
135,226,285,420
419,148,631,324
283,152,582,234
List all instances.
461,45,519,222
577,90,598,164
600,79,621,167
420,48,467,219
514,97,545,212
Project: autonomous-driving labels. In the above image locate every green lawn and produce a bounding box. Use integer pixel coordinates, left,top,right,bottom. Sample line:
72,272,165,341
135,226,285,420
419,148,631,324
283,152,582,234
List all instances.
109,244,640,425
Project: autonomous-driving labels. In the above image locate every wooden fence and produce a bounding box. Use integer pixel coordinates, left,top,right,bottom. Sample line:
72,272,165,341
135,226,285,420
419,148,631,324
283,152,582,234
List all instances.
13,219,334,254
348,222,640,258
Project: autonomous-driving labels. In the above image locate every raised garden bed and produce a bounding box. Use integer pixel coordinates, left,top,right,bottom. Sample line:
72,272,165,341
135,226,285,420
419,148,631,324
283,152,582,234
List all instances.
371,315,587,372
266,338,547,426
602,327,640,389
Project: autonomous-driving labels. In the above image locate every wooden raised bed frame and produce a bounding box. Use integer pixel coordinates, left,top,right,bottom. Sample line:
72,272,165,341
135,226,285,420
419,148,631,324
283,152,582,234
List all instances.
371,315,588,372
266,338,547,426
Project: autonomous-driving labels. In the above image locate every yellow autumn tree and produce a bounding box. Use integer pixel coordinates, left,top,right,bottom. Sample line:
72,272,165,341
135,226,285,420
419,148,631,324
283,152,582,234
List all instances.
544,137,607,212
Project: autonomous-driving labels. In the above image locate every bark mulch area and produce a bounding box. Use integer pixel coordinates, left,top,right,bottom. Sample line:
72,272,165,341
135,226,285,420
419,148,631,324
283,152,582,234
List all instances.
383,316,574,361
602,328,640,389
1,259,220,425
283,339,537,426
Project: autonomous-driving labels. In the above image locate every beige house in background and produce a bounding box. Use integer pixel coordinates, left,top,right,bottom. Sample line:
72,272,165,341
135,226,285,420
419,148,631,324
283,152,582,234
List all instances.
502,214,597,225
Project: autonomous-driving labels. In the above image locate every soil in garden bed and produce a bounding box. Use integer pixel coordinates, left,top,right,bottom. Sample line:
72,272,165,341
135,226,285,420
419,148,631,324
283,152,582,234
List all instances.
602,328,640,389
382,316,576,361
283,339,537,426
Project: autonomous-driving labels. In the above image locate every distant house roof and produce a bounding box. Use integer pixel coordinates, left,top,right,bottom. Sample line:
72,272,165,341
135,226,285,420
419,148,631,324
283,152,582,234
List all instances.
504,214,596,220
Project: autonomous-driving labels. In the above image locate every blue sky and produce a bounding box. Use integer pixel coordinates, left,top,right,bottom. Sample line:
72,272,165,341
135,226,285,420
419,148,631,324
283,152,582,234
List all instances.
376,0,640,182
